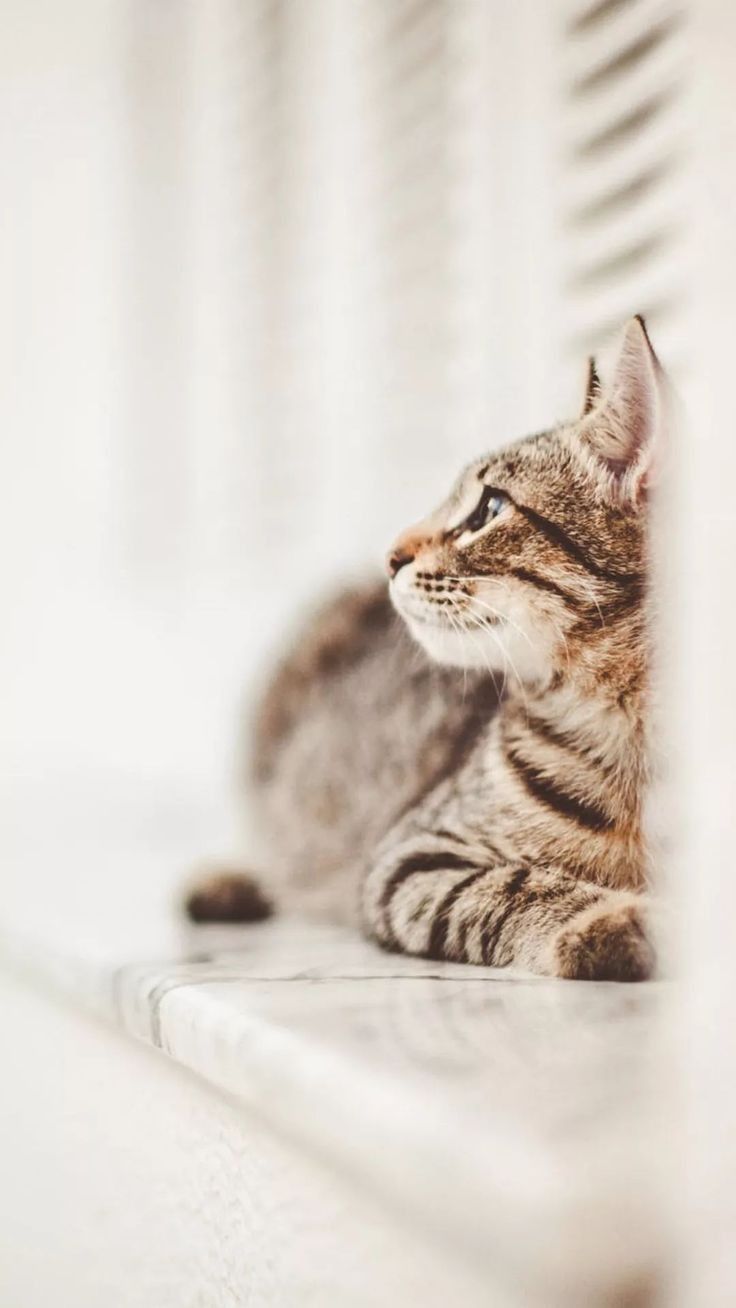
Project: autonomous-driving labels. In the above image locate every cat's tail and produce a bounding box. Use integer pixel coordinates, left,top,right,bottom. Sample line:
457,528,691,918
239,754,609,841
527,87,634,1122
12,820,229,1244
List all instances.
183,867,274,924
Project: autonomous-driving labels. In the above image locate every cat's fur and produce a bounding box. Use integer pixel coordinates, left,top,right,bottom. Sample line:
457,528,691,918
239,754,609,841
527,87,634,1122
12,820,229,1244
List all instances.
187,318,665,981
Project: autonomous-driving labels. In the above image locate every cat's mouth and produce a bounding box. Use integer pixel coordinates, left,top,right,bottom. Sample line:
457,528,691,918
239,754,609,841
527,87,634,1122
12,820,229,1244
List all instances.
395,593,502,631
391,589,508,671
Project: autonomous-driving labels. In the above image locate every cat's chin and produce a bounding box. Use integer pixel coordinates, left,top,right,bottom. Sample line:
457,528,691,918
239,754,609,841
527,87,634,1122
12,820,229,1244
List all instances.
402,613,507,672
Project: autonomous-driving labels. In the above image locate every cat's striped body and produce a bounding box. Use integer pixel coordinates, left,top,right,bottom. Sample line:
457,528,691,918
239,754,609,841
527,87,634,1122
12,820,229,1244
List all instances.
188,319,664,981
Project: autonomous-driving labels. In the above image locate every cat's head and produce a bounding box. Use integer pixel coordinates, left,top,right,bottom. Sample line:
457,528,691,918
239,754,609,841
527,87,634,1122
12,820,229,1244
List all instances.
387,316,666,685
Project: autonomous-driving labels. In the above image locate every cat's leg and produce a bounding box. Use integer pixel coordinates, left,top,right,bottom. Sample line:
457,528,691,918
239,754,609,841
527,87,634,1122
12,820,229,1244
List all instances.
361,832,656,981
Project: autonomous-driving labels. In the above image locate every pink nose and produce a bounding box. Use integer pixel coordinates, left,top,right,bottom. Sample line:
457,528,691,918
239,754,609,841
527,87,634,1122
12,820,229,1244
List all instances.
386,547,415,579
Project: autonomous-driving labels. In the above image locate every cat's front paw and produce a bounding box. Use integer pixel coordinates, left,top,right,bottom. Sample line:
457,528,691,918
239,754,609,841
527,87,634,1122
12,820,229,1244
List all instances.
552,897,656,982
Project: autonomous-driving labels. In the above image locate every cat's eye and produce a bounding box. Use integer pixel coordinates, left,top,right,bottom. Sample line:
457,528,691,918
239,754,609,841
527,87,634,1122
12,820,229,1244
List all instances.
459,485,508,536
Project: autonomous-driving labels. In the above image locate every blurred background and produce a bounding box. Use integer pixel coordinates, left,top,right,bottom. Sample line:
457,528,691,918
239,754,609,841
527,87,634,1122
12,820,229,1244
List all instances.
0,0,688,796
6,2,736,1304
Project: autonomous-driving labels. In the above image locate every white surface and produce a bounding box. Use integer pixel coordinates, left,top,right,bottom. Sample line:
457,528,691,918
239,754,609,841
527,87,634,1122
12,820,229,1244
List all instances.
0,774,670,1306
0,973,505,1308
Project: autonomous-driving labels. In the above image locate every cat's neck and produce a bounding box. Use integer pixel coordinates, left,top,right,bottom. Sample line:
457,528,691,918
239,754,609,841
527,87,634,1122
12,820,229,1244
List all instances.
519,607,649,732
503,624,650,800
508,673,646,753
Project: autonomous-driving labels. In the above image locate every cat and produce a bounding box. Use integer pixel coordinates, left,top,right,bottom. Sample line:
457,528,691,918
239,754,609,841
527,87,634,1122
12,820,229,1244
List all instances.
186,316,666,981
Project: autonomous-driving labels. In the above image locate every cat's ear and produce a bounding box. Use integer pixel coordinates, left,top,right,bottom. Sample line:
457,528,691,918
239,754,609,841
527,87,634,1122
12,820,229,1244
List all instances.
581,356,601,416
581,315,664,501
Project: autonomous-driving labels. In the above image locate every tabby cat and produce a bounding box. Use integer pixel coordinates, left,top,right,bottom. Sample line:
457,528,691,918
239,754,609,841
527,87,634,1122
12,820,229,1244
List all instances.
187,317,666,981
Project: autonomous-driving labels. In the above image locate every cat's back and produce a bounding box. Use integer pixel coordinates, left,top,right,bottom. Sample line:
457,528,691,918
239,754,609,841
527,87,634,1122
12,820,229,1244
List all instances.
251,579,396,786
247,579,499,920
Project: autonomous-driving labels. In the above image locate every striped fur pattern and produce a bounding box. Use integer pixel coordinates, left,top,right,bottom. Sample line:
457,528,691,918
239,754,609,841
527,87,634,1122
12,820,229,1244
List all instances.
190,318,665,981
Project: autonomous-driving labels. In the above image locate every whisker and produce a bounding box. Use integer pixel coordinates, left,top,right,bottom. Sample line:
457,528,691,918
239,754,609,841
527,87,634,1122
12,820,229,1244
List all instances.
467,593,543,689
445,607,469,701
462,608,530,713
430,574,577,677
575,576,608,630
446,595,503,700
444,571,608,632
465,593,535,653
547,614,572,675
471,582,572,677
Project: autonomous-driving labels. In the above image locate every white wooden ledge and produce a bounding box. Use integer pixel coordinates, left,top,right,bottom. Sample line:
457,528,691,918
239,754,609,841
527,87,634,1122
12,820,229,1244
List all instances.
0,775,669,1307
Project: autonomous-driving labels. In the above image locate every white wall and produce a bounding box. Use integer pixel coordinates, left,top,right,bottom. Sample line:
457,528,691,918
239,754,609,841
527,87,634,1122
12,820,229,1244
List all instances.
0,0,129,771
0,0,566,793
671,4,736,1304
2,0,688,794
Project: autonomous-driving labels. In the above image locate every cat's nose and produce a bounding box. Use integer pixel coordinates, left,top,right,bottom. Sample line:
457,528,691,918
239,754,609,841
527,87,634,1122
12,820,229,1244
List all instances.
386,547,415,579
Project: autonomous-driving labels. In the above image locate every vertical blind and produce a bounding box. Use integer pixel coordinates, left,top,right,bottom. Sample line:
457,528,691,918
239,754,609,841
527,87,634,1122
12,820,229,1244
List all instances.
561,0,686,366
117,0,565,781
1,0,689,782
